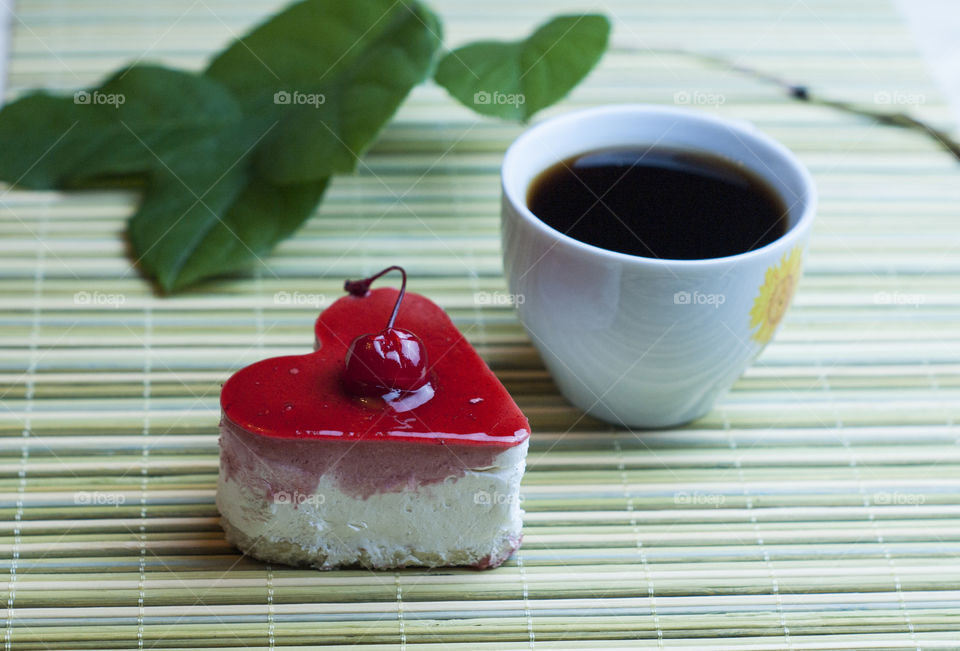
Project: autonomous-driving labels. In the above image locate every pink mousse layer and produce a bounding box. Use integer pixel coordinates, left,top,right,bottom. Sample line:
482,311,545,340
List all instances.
220,416,513,500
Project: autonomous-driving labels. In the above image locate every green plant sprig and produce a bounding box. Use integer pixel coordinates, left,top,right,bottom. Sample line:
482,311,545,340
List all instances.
0,1,610,291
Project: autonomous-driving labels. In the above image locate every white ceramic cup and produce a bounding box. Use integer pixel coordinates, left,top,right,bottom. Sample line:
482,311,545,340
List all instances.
501,104,816,429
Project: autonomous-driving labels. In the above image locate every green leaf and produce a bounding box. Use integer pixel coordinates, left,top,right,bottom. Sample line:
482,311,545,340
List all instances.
196,176,328,281
129,166,247,293
205,0,442,184
125,122,260,292
119,106,327,291
433,14,610,121
150,176,328,292
130,166,328,292
0,65,242,188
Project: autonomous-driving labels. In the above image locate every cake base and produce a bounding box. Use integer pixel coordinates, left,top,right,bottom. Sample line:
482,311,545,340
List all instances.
220,515,522,571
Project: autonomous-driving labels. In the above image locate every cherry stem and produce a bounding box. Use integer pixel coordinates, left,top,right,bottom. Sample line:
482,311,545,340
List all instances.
343,265,407,329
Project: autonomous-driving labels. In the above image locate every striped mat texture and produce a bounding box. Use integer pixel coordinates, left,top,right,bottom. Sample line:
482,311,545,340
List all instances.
3,0,960,648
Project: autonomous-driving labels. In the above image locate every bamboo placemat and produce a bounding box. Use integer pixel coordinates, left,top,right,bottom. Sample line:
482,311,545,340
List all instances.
3,0,960,649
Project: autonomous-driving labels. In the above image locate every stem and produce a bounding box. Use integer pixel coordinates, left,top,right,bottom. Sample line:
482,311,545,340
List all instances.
343,265,407,329
611,44,960,163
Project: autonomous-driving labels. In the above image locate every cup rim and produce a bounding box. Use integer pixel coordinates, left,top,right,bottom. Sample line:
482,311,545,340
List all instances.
501,103,817,268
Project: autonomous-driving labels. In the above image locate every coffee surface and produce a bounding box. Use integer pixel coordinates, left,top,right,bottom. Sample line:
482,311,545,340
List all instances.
526,147,788,260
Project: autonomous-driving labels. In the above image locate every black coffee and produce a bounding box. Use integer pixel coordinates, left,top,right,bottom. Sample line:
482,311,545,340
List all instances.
526,146,788,260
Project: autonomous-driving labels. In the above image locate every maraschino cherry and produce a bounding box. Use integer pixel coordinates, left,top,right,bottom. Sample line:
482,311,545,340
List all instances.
342,266,429,396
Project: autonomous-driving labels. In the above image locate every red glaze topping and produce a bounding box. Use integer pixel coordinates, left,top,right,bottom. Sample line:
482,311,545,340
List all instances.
220,288,530,447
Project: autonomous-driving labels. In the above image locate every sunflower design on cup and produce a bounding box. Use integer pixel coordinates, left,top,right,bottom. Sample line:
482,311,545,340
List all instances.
750,246,803,344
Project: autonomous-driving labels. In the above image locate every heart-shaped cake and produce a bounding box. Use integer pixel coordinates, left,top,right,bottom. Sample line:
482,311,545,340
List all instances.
217,268,530,570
